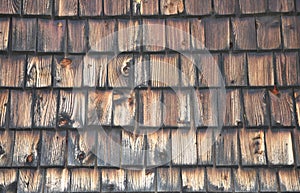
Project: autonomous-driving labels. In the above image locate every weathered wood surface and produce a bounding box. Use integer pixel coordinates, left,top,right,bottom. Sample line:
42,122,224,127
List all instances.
0,169,17,192
233,169,258,192
118,20,141,52
232,18,256,50
157,167,180,191
0,130,14,166
12,18,36,51
68,20,87,53
10,90,32,128
40,130,66,166
83,54,108,87
0,90,8,128
79,0,102,16
44,168,69,193
127,169,155,191
133,0,159,15
13,131,40,166
55,0,77,16
108,55,133,88
258,169,278,192
0,18,9,51
297,0,300,12
102,169,126,192
224,89,242,126
143,19,165,51
160,0,184,15
269,0,294,12
216,129,238,166
33,90,57,127
190,19,205,49
23,0,52,15
205,18,230,50
294,130,300,166
207,167,232,192
134,54,149,87
182,168,205,191
239,0,266,14
282,16,300,49
278,169,300,192
256,17,281,49
0,55,25,87
70,168,100,192
197,128,213,165
295,90,300,126
198,54,221,87
0,0,21,14
18,169,44,193
214,0,235,15
104,0,130,15
185,0,211,15
223,53,247,86
166,19,190,50
180,54,197,87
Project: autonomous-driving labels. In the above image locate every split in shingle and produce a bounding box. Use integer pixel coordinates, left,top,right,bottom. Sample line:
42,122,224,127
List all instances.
127,169,155,191
104,0,130,16
142,19,165,51
133,0,159,15
161,0,184,15
232,17,256,50
282,16,300,49
223,53,247,86
185,0,212,15
214,0,235,15
23,0,52,15
12,17,36,51
207,167,232,192
197,128,214,165
68,20,87,53
166,18,190,51
239,0,266,14
258,169,278,192
83,54,108,87
18,169,44,193
0,18,10,51
0,169,17,192
0,90,8,128
79,0,102,16
180,54,197,87
197,54,221,87
224,89,243,126
44,168,69,193
0,55,25,87
190,18,205,50
0,130,14,166
233,168,259,192
182,168,205,192
101,169,126,192
205,18,230,50
118,20,141,52
157,167,181,192
256,16,281,49
269,0,294,12
278,169,300,192
134,54,149,87
0,0,21,14
55,0,78,16
70,168,100,192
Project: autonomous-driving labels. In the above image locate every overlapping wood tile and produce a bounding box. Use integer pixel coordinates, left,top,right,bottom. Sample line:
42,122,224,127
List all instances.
133,0,159,15
18,169,44,193
239,0,266,14
0,90,8,128
190,18,205,49
127,169,155,191
79,0,102,16
157,167,180,192
143,19,165,51
0,55,25,87
258,169,278,192
12,18,36,51
55,0,78,16
233,169,259,192
0,0,21,14
0,18,9,51
294,130,300,166
214,0,235,15
68,20,87,53
0,169,17,192
83,54,108,87
223,53,247,86
102,169,126,192
104,0,130,15
161,0,184,15
185,0,211,15
232,18,256,50
256,17,281,49
23,0,52,15
44,168,69,193
0,130,14,166
224,89,243,126
207,167,232,192
205,18,230,50
182,168,205,192
134,54,149,87
278,169,300,192
282,16,300,49
118,20,141,52
180,54,197,87
269,0,294,12
197,128,214,165
70,168,100,192
197,54,221,87
295,90,300,127
166,18,190,50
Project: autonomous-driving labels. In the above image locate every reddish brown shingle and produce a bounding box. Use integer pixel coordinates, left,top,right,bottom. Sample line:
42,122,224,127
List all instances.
256,17,281,49
282,16,300,49
232,17,256,50
205,18,230,50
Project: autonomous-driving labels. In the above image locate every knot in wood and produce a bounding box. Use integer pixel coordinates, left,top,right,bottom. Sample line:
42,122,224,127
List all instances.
60,58,72,68
121,59,132,77
0,145,5,155
25,153,34,163
77,151,86,161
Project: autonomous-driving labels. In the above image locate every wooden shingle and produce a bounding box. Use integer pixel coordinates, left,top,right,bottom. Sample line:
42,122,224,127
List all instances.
232,17,256,50
70,168,100,192
223,53,247,86
12,18,36,51
44,169,69,193
258,169,278,192
269,0,294,12
190,19,205,49
297,0,300,12
207,167,232,192
23,0,52,15
295,130,300,166
133,0,159,15
0,169,17,192
295,90,300,127
197,128,214,165
182,168,205,192
0,0,21,14
0,130,14,166
214,0,235,15
166,18,190,50
102,169,126,192
143,19,165,51
278,169,300,192
224,89,242,126
79,0,102,16
282,16,300,49
205,18,230,50
104,0,130,15
68,20,87,53
239,0,266,14
157,167,180,192
55,0,78,16
198,54,221,87
134,54,149,87
185,0,212,15
0,18,10,51
256,17,281,49
180,54,197,87
18,169,44,193
233,169,259,192
0,90,8,128
118,20,141,52
127,169,155,191
161,0,184,15
83,54,108,87
0,55,25,87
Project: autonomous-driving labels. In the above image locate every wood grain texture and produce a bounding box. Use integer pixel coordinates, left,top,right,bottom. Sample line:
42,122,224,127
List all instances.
207,167,232,192
239,0,266,14
12,18,36,51
214,0,235,14
269,0,294,12
205,18,230,50
258,169,278,192
265,129,294,165
278,169,300,192
33,90,57,127
44,168,69,193
23,0,52,15
233,169,258,192
18,169,44,193
216,129,238,166
70,168,100,192
232,17,256,50
0,18,10,51
0,0,21,14
55,0,77,16
223,53,247,86
256,17,281,49
160,0,184,15
247,53,274,86
166,18,190,50
13,131,40,166
118,20,141,52
134,54,149,87
0,55,25,87
38,19,66,52
240,129,266,165
142,19,165,51
282,16,300,49
224,89,242,126
243,89,268,126
295,90,300,127
0,169,17,192
0,130,14,166
275,52,300,86
180,54,197,87
104,0,130,15
295,130,300,166
197,128,213,165
133,0,159,15
108,55,133,88
127,169,155,191
157,167,180,192
68,20,86,53
0,90,8,128
182,168,205,191
185,0,211,15
26,55,52,87
102,169,126,192
83,54,108,87
41,130,66,166
10,90,32,128
79,0,102,16
190,19,205,49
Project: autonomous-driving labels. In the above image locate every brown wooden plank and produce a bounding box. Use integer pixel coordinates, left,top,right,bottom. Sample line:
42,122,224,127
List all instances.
104,0,130,15
102,169,126,192
275,52,300,86
214,0,235,14
41,130,66,166
197,54,221,87
0,169,17,192
224,89,242,126
185,0,211,15
118,20,141,52
216,129,238,166
269,0,294,12
0,55,25,87
239,0,266,14
0,18,10,51
243,89,268,126
127,169,155,191
18,169,44,193
133,0,159,15
26,55,52,88
0,90,8,128
256,17,281,49
190,18,205,49
160,0,184,15
44,168,69,193
68,20,87,53
55,0,78,16
142,19,165,51
278,169,300,192
12,18,36,51
88,90,112,126
83,54,107,87
205,18,230,50
71,168,100,192
54,55,83,87
294,130,300,166
33,90,57,127
166,18,190,50
207,167,232,192
157,167,180,192
182,168,205,192
134,54,149,87
79,0,102,16
0,130,14,166
23,0,52,15
233,169,259,192
197,128,214,165
240,129,266,166
10,90,32,128
232,17,256,50
180,54,197,87
223,53,247,86
13,131,40,166
282,16,300,49
265,129,294,165
0,0,21,14
38,19,66,52
295,90,300,127
58,90,85,128
258,169,278,192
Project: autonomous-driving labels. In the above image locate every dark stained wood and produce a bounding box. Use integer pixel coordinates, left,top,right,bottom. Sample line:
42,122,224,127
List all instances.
0,18,10,51
197,128,214,165
224,89,242,126
297,0,300,12
269,0,294,12
275,52,300,86
223,53,247,86
258,169,278,192
247,53,274,86
44,168,69,193
12,18,36,51
295,90,300,126
68,20,87,53
243,89,268,126
0,55,25,87
157,167,180,192
180,54,197,87
0,0,21,14
205,18,230,50
294,130,300,166
233,169,258,192
26,55,52,87
278,169,300,192
0,169,17,192
133,0,159,15
127,169,155,191
256,17,281,49
190,18,205,49
232,17,256,50
88,90,112,126
88,19,116,52
239,0,266,14
38,19,66,52
282,16,300,49
265,129,294,165
102,169,126,192
10,90,32,128
198,54,221,86
134,54,149,87
185,0,211,15
41,130,66,166
83,54,107,87
160,0,184,15
108,54,133,87
104,0,130,15
214,0,235,14
18,169,44,193
33,90,57,127
23,0,52,15
207,167,232,192
118,20,141,52
0,130,14,166
70,168,100,192
240,129,266,165
13,131,40,166
0,90,8,128
216,129,238,166
55,0,78,16
182,168,205,191
142,19,165,51
166,18,190,50
79,0,102,16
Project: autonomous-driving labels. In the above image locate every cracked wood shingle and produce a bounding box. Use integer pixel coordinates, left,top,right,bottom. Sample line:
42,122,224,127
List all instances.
44,168,69,193
157,167,180,192
118,20,141,52
256,17,281,49
0,90,8,128
0,130,14,166
205,18,230,50
282,16,300,49
239,0,266,14
23,0,52,15
55,0,78,16
180,54,197,87
278,169,300,192
166,18,190,50
134,54,149,87
0,0,21,14
258,169,278,192
79,0,102,16
224,89,242,126
133,0,159,15
185,0,211,15
68,20,87,53
83,54,107,87
197,128,214,165
214,0,235,15
198,54,221,87
233,168,259,192
0,55,25,87
190,18,205,49
0,18,9,51
182,168,205,192
102,169,126,192
269,0,294,12
0,169,17,192
70,168,100,192
12,18,36,51
127,169,155,191
160,0,184,15
207,167,232,192
232,17,256,50
104,0,130,15
223,53,247,86
18,169,44,193
142,19,165,51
